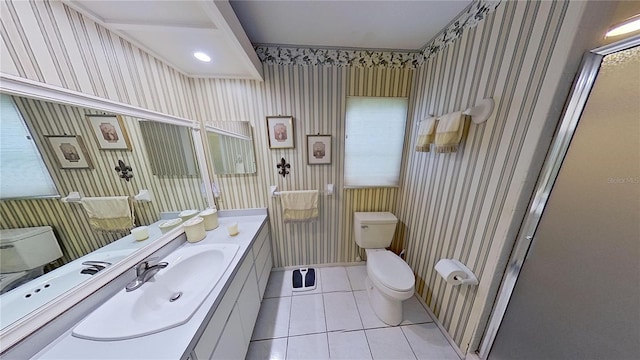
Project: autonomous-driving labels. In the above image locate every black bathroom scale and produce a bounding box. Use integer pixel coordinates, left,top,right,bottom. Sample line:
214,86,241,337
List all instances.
292,268,316,292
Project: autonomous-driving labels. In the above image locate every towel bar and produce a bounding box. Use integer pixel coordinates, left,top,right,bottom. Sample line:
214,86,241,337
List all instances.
61,190,153,203
270,185,334,197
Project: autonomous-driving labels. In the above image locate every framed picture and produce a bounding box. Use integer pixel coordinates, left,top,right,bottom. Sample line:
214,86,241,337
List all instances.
45,135,93,169
87,114,132,150
307,134,331,165
266,116,295,149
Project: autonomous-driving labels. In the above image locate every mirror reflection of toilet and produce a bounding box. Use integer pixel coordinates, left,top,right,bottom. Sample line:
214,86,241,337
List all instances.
354,212,415,325
0,226,63,294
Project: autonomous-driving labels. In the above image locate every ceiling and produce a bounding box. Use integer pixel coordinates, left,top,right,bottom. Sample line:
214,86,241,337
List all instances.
230,0,472,50
64,0,472,80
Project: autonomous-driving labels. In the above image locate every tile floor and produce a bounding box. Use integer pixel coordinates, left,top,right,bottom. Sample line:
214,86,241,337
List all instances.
247,265,461,360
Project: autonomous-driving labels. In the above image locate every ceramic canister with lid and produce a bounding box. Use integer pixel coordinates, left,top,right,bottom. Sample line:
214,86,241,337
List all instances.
183,216,206,243
179,209,199,222
199,209,219,230
159,218,183,234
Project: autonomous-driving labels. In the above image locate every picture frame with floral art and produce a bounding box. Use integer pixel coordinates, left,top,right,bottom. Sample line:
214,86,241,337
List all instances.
44,135,93,169
86,114,132,150
307,134,331,165
266,116,295,149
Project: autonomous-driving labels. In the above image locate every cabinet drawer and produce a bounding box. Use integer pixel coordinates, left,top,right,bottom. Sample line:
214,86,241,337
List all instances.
252,226,269,259
255,240,271,282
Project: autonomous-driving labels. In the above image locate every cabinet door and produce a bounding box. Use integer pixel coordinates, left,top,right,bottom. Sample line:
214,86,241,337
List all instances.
211,305,246,360
237,266,260,343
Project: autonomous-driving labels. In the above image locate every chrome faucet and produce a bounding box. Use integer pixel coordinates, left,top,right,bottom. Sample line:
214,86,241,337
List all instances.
125,258,168,292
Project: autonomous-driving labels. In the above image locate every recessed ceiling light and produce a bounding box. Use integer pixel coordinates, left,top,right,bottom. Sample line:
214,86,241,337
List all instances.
193,52,211,62
606,14,640,37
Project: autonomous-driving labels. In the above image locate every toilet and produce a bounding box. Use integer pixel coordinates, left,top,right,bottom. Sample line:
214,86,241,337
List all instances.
0,226,63,294
354,212,415,326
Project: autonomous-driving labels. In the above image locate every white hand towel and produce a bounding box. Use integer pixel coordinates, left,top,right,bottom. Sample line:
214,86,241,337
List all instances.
80,196,134,232
415,117,437,152
279,190,319,223
435,111,468,153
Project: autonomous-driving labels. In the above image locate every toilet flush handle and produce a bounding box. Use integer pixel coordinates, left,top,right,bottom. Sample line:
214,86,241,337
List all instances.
361,225,368,229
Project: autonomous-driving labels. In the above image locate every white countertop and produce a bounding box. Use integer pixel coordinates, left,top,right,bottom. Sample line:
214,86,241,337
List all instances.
33,211,267,360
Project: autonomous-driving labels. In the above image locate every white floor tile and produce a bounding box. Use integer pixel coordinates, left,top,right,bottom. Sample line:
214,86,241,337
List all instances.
401,296,433,325
286,333,329,360
346,264,367,291
252,297,292,340
247,338,288,360
353,290,389,329
328,330,372,360
288,294,326,336
323,292,363,332
365,327,417,360
265,270,293,298
319,267,351,293
292,268,323,296
402,323,460,360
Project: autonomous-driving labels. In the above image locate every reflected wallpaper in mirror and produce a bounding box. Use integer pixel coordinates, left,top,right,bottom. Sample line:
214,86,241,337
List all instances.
207,121,257,175
0,94,207,329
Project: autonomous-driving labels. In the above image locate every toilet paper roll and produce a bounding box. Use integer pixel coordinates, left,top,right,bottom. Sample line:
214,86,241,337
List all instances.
435,259,470,286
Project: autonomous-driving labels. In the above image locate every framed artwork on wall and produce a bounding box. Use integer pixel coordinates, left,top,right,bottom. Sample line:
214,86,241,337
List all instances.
86,114,132,150
307,134,331,165
266,116,295,149
45,135,93,169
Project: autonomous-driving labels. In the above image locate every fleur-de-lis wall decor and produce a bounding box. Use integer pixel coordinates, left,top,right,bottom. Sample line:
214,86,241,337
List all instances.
277,158,290,178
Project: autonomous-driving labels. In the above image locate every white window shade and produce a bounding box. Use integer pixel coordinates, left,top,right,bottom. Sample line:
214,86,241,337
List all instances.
344,97,408,187
0,95,58,199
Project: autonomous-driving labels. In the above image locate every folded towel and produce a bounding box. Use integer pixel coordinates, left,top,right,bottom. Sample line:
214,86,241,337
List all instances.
80,196,134,232
435,111,468,153
279,190,319,223
415,117,437,152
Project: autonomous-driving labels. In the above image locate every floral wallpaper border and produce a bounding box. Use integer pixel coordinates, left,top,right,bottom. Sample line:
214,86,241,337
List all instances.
255,0,501,69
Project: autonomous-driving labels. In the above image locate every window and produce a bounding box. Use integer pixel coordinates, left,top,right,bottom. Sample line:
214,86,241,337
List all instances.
344,96,409,187
0,94,58,199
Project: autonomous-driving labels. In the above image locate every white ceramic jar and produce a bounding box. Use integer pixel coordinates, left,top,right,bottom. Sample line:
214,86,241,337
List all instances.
199,209,219,230
183,216,206,243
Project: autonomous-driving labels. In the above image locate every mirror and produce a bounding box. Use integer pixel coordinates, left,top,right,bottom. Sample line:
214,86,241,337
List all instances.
206,121,257,175
0,93,208,330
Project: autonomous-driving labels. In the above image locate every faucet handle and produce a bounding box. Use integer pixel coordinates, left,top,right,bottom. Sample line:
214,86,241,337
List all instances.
135,257,160,276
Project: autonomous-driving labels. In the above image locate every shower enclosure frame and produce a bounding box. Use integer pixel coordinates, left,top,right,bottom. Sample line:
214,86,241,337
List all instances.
477,33,640,359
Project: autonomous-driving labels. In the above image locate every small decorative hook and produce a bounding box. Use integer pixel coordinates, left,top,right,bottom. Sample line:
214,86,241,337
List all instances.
115,160,133,182
276,157,290,178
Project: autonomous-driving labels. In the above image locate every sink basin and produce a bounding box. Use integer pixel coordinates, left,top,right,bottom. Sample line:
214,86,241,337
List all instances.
72,243,239,341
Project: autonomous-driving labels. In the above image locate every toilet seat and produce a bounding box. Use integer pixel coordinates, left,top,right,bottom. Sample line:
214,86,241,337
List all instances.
366,250,414,292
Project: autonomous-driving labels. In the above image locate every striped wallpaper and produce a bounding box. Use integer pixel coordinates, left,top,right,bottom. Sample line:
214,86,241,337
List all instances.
191,66,413,267
0,96,206,265
0,0,196,120
0,0,598,355
396,0,586,352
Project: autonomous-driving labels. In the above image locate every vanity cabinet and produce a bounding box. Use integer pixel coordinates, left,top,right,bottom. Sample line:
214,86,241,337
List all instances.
192,224,272,360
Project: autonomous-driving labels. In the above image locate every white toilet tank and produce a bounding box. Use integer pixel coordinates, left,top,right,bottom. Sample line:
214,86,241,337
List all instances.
354,212,398,249
0,226,62,273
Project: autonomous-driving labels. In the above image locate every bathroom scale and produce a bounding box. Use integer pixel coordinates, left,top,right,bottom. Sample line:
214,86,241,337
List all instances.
292,268,316,291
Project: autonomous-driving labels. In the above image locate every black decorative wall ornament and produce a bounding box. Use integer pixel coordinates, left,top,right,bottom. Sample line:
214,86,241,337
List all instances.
115,160,133,181
277,158,290,178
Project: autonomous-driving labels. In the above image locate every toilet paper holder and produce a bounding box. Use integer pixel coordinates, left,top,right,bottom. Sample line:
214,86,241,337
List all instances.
435,259,479,286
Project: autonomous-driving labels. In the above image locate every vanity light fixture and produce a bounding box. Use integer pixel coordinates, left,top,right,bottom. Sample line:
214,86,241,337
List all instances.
193,52,211,62
605,14,640,37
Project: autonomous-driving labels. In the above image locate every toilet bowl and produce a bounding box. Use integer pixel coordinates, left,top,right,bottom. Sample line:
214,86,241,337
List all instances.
354,212,415,326
365,249,415,325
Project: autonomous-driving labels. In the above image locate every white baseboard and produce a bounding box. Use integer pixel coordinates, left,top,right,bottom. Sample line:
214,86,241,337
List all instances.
272,261,365,271
414,295,466,360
